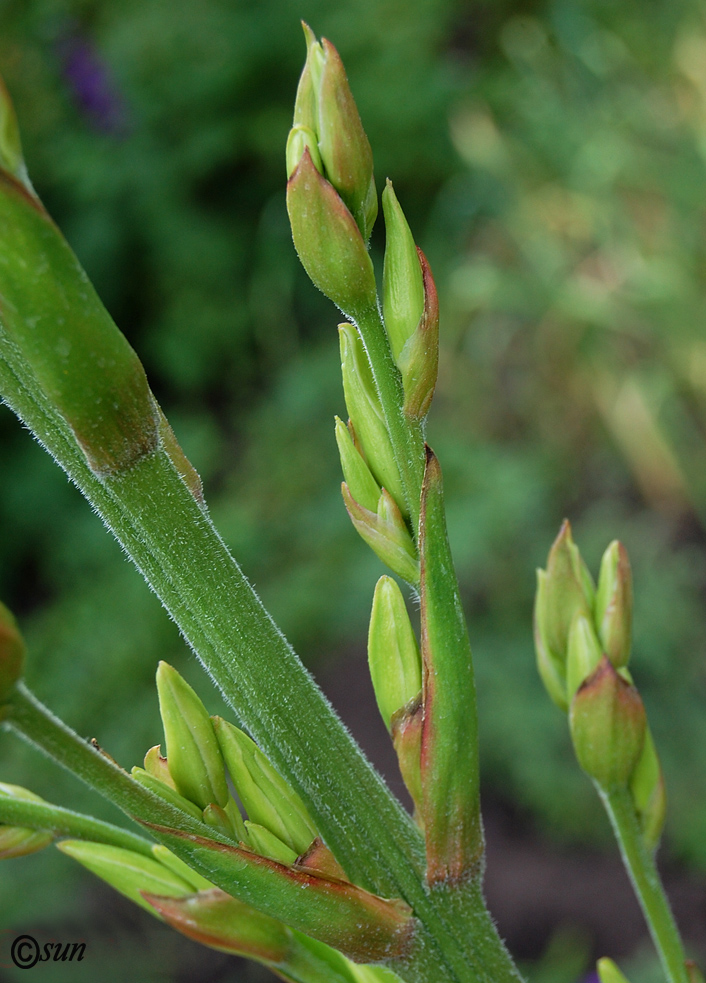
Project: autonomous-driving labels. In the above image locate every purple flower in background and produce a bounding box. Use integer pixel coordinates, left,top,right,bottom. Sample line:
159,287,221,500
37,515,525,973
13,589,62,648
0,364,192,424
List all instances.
58,33,128,134
583,974,600,983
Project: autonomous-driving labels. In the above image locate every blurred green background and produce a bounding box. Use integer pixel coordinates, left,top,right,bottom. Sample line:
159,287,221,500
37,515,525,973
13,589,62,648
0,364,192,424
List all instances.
1,0,706,980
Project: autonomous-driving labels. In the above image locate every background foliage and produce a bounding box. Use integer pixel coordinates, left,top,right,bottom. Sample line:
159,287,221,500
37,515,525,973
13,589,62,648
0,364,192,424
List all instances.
1,0,705,979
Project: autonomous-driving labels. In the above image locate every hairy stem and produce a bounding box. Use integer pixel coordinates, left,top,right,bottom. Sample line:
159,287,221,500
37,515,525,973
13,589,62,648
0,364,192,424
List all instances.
601,787,688,983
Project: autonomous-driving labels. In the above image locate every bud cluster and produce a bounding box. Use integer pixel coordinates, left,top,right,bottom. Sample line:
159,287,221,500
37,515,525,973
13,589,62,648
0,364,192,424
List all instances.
534,522,665,847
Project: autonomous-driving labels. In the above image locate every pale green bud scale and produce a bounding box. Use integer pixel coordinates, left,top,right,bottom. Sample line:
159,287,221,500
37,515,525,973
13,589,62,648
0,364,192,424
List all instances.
334,415,380,512
382,180,425,361
244,821,298,865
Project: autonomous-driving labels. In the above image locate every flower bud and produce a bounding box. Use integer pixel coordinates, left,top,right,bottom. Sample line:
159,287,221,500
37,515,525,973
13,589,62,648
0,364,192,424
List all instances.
368,576,422,730
0,74,32,191
244,821,298,865
597,957,632,983
595,541,632,669
142,887,292,961
131,767,204,823
0,600,25,704
382,180,425,361
686,961,706,983
213,717,317,855
391,695,423,822
57,840,193,915
151,844,213,892
565,612,603,703
334,415,380,512
569,657,646,791
534,520,595,711
287,150,377,319
398,248,439,420
291,24,377,241
341,484,419,585
629,726,666,850
156,662,229,811
202,802,245,842
339,323,405,512
285,124,323,178
0,825,53,859
143,744,176,788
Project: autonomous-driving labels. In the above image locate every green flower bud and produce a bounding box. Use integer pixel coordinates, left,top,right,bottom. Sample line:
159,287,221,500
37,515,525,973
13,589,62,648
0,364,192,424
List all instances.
291,24,377,241
287,150,377,319
339,323,406,512
368,576,422,730
629,726,666,851
341,484,419,585
686,961,706,983
202,799,248,843
285,124,323,179
0,785,53,858
398,248,439,420
156,662,229,810
534,520,595,711
566,612,603,703
595,540,632,669
382,180,425,361
391,695,423,823
334,415,380,512
597,957,632,983
0,824,53,859
213,717,317,855
244,821,298,865
151,844,213,892
57,840,193,915
569,657,646,791
0,600,25,704
131,767,204,823
0,75,31,191
143,744,176,788
142,887,293,961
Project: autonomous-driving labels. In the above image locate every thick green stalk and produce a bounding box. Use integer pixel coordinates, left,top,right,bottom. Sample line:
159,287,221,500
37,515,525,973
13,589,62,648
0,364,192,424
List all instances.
601,787,688,983
0,792,155,857
355,306,426,530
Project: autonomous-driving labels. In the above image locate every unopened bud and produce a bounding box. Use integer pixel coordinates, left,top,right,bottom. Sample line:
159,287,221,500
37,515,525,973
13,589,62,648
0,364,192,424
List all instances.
569,657,646,790
156,662,229,811
382,180,425,361
287,150,377,319
534,520,595,711
285,124,323,179
143,745,176,788
131,767,204,823
334,415,380,512
213,717,317,855
339,323,406,511
398,248,439,420
57,840,193,915
244,821,298,865
151,844,213,892
566,612,603,703
342,484,419,585
595,541,632,669
0,601,25,704
291,24,377,241
629,726,666,850
391,695,423,822
0,825,53,859
368,576,422,730
597,957,632,983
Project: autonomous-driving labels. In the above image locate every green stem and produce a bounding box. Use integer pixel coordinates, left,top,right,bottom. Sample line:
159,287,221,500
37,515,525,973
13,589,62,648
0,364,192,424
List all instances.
355,306,425,530
601,787,688,983
0,793,155,857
